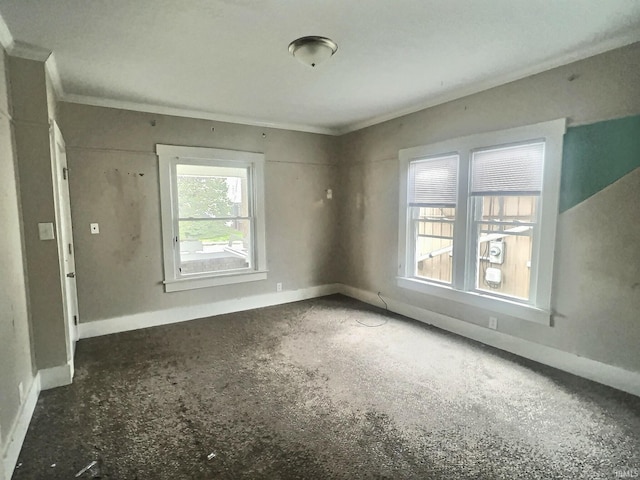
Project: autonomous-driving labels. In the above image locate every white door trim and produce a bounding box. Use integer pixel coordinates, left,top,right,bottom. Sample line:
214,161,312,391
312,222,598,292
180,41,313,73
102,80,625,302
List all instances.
49,120,78,369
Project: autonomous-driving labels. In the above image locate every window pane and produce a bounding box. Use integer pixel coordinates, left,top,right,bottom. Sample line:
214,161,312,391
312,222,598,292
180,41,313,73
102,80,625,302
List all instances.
471,142,544,195
178,219,251,275
414,207,455,284
409,154,458,207
176,164,249,218
474,196,537,300
479,195,537,223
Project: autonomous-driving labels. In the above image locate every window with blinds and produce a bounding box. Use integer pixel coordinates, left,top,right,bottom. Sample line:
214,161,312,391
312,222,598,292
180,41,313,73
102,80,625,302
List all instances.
409,154,458,207
408,154,459,284
398,118,565,322
471,142,545,196
470,142,544,301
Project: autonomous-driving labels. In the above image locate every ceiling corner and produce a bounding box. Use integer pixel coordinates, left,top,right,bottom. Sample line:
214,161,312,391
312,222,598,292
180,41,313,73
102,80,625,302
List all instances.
45,53,64,99
8,40,52,62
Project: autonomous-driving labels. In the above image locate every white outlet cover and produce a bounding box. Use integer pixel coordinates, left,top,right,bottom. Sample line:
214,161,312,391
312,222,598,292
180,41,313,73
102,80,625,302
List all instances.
489,316,498,330
90,223,100,234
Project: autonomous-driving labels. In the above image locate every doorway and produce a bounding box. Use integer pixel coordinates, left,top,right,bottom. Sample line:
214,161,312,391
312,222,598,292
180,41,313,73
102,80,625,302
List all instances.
50,120,79,375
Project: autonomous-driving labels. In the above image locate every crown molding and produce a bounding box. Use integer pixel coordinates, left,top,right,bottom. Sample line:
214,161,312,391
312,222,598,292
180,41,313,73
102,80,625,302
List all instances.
335,30,640,135
7,40,51,62
61,93,340,136
1,3,638,137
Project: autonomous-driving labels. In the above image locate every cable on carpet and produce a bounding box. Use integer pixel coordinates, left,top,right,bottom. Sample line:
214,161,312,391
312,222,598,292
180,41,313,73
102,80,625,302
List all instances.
355,292,388,327
377,291,388,310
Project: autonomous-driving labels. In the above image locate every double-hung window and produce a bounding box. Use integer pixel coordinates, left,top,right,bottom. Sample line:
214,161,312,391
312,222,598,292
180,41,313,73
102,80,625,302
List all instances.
398,120,565,324
408,154,459,284
157,145,267,292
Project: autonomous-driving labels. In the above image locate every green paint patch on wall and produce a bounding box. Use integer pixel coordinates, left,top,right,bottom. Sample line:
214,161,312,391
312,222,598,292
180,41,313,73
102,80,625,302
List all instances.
560,114,640,212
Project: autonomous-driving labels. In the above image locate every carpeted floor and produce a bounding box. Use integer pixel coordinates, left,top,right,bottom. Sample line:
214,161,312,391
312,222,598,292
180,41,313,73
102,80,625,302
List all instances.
12,295,640,479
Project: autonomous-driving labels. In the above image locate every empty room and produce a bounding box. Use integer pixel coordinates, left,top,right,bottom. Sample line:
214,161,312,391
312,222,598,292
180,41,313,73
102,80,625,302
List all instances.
1,1,640,479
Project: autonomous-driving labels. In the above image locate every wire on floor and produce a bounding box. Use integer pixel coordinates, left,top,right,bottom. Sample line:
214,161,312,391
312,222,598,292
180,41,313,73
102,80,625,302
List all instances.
355,292,388,327
377,291,388,310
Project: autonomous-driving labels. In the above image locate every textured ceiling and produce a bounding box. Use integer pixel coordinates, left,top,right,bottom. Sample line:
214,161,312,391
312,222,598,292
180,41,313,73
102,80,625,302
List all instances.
0,0,639,134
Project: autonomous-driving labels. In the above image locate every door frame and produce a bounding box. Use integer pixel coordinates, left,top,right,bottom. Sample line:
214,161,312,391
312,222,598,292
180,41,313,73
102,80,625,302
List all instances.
50,119,78,375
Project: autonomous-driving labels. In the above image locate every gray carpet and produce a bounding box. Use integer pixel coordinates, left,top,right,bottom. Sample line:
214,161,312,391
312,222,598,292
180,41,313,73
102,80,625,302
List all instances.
12,295,640,479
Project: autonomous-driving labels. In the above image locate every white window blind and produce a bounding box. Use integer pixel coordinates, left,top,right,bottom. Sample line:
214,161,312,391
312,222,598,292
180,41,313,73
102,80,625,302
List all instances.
408,154,459,207
471,142,545,196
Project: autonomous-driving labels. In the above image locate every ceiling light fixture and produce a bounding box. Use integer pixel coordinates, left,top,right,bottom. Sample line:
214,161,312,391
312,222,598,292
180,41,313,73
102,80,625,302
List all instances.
288,36,338,68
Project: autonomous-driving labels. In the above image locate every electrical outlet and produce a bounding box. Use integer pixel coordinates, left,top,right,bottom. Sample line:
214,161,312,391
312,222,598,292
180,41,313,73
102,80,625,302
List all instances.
90,223,100,234
18,381,24,402
489,316,498,330
276,282,282,292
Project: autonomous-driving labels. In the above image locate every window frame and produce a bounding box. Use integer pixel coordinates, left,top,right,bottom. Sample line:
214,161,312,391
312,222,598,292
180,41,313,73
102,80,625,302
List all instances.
407,152,460,286
397,119,565,324
157,144,267,292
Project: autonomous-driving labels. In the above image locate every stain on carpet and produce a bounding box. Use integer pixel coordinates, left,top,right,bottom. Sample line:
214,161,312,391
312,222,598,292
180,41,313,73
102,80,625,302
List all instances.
12,295,640,479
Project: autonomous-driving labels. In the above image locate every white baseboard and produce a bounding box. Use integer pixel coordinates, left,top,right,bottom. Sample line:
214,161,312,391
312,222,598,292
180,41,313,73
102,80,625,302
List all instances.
1,373,40,480
39,363,73,391
340,285,640,398
78,283,341,339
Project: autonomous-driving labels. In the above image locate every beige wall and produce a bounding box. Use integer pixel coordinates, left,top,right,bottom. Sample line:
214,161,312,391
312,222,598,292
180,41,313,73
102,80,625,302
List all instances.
58,43,640,375
1,33,638,479
58,103,340,322
0,48,35,461
338,42,640,372
10,56,66,370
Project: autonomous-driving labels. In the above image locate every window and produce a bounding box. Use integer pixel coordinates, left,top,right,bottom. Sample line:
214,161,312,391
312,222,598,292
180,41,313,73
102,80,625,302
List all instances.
157,145,267,292
408,154,458,284
398,120,565,324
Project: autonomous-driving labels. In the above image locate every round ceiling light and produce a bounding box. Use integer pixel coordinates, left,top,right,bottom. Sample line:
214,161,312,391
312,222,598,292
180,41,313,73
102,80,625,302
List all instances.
288,36,338,68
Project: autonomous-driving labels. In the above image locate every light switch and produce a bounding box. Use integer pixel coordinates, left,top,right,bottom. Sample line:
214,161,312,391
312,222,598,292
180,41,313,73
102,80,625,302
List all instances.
38,222,55,240
326,188,333,200
90,223,99,234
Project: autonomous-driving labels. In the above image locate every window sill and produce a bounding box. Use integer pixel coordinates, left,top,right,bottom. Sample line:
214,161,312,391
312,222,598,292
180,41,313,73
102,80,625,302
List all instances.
396,276,551,325
164,270,268,292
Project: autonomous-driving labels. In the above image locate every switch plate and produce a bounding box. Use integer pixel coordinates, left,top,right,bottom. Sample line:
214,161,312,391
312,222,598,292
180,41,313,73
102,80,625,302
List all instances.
489,316,498,330
38,222,55,240
90,223,100,234
326,189,333,200
276,282,282,292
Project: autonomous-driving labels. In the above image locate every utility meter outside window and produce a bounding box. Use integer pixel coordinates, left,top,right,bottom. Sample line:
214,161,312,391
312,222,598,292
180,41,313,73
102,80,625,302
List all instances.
488,241,504,264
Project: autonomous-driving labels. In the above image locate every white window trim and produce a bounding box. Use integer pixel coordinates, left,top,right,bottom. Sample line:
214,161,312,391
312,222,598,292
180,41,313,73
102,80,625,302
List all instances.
398,119,566,325
157,144,267,292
